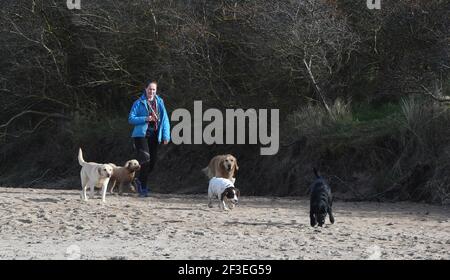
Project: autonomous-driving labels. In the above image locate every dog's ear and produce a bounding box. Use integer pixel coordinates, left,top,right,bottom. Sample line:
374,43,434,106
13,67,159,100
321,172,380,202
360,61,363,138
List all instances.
221,188,232,201
125,161,131,170
220,190,227,201
97,167,102,176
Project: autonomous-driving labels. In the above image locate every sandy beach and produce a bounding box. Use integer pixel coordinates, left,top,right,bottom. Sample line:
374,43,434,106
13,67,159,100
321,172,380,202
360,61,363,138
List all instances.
0,187,448,260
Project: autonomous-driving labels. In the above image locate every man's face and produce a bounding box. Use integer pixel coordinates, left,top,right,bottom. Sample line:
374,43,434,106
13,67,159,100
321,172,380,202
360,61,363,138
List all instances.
146,83,157,100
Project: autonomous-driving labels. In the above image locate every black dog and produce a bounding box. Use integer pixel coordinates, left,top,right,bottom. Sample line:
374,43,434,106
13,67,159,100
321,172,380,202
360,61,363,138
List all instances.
309,168,334,227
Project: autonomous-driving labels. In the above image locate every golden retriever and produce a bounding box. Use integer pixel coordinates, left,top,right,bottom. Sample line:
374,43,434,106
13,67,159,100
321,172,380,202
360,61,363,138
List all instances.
202,154,239,182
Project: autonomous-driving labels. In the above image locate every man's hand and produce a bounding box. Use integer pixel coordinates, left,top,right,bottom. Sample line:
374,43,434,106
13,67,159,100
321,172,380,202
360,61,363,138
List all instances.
163,140,168,145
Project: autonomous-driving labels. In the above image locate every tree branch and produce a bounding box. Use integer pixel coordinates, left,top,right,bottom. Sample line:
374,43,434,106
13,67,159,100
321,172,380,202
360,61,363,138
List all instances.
303,58,332,116
0,110,70,130
420,85,450,103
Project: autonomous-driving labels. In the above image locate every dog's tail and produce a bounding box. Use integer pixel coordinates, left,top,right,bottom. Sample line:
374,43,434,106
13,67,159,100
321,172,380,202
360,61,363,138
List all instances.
78,148,86,166
202,166,210,178
313,167,321,179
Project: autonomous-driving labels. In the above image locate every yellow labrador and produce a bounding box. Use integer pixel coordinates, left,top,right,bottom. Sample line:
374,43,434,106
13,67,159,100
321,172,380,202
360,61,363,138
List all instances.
202,154,238,183
78,148,113,203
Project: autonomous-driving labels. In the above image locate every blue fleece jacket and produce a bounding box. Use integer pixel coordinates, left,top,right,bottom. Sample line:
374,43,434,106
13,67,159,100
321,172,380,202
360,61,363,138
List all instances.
128,92,171,143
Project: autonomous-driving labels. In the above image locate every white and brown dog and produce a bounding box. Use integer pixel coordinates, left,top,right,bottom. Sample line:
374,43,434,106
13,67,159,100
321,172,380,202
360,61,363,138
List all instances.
108,160,141,195
202,154,239,183
78,148,113,203
208,177,240,211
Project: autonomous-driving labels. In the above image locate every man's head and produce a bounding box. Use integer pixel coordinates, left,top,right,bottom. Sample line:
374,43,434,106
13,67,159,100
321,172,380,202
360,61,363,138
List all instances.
145,81,157,101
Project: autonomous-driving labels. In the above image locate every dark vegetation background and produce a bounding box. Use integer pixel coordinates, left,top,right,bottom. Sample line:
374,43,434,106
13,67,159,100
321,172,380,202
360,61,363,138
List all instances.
1,0,449,204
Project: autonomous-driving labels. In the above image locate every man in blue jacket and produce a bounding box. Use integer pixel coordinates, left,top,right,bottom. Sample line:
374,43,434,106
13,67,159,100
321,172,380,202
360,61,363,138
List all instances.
128,80,170,197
